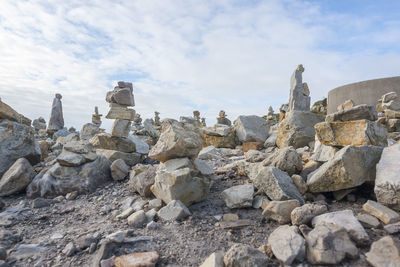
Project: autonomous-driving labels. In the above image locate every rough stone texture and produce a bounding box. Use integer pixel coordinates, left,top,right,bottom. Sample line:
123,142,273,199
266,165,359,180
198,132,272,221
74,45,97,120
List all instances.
366,236,400,267
106,105,135,120
199,252,224,267
159,158,193,172
299,160,321,179
244,150,267,163
106,82,135,107
56,150,87,167
128,135,150,155
326,104,378,122
268,225,305,265
0,120,41,177
203,129,237,149
307,145,383,193
150,168,210,206
111,119,131,138
0,158,36,197
143,119,160,139
262,199,300,224
32,117,46,131
0,100,31,126
223,244,271,267
262,147,302,176
26,155,111,198
291,203,327,225
375,143,400,210
114,251,159,267
357,213,381,229
315,120,388,147
288,64,310,112
47,94,64,131
193,159,214,176
264,131,277,148
157,200,191,221
129,165,156,197
303,223,358,265
310,139,339,162
221,184,254,209
80,123,100,140
127,210,146,227
290,174,307,195
241,142,264,152
362,200,400,224
110,159,130,181
90,133,136,153
250,166,304,204
148,119,203,162
233,115,269,143
277,111,325,149
312,210,370,245
96,149,142,166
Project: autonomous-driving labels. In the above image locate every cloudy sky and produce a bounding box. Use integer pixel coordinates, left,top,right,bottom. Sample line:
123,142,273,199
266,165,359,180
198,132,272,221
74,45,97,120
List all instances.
1,0,399,131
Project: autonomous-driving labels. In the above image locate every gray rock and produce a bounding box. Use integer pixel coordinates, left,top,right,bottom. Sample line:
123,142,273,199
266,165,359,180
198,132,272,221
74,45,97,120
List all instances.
223,243,271,267
233,115,270,143
384,221,400,234
291,174,307,195
159,158,193,172
0,246,6,261
262,147,302,176
110,159,130,181
80,123,101,140
31,198,54,208
268,225,305,265
148,199,163,210
32,117,46,131
262,199,300,224
143,119,160,139
91,241,116,267
193,159,214,176
127,135,149,154
291,203,327,225
57,150,86,167
53,128,70,139
357,213,381,229
199,251,224,267
0,158,36,197
9,243,47,260
106,82,135,106
127,210,146,227
375,143,400,210
366,236,400,267
157,200,191,221
0,120,41,177
250,166,304,204
326,104,378,122
0,229,21,248
264,131,277,148
288,64,310,112
221,185,254,209
96,149,142,166
204,124,231,137
63,242,77,256
362,200,400,224
310,139,339,162
198,146,223,160
244,150,267,163
312,209,370,245
129,165,156,197
277,111,324,149
47,93,64,131
111,119,131,138
64,140,95,154
307,145,383,193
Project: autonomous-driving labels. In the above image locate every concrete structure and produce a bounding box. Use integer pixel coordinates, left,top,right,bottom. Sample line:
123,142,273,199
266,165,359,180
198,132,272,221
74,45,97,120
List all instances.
327,76,400,114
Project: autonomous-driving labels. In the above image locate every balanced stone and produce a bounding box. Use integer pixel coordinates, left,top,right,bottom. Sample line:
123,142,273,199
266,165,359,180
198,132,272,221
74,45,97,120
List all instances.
47,93,64,131
106,81,135,106
105,104,135,120
288,64,310,112
217,110,231,126
111,119,131,138
233,115,269,143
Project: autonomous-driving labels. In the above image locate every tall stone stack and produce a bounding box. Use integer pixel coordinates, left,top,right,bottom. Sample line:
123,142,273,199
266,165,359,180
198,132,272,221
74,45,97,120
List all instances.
90,82,141,166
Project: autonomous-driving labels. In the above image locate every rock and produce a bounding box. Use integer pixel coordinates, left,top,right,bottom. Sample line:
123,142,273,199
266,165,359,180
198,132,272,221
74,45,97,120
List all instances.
47,93,64,131
127,210,146,227
375,143,400,210
127,135,150,155
387,119,400,132
307,145,383,193
326,104,378,122
0,247,6,260
0,200,4,211
204,124,231,137
337,99,355,111
32,117,46,131
252,195,269,209
242,142,264,152
92,241,116,267
233,115,269,143
148,119,203,162
110,159,130,181
311,98,327,115
223,213,239,221
80,123,101,140
150,168,209,206
8,243,47,260
63,242,77,257
0,100,31,126
143,119,160,139
157,200,191,221
0,158,36,196
106,104,136,120
366,236,400,267
148,199,162,210
223,243,271,267
66,191,78,200
357,213,381,229
129,165,156,197
96,149,142,166
250,166,304,204
106,82,135,106
198,146,223,160
303,223,358,265
262,147,302,176
288,64,310,112
203,125,237,149
31,198,54,208
291,203,327,225
362,200,400,224
262,199,300,224
90,133,136,153
277,111,324,149
310,139,339,162
384,221,400,234
158,157,193,172
0,120,41,177
0,229,21,248
26,155,111,198
114,251,159,267
111,119,131,138
244,150,267,163
193,159,214,176
263,132,277,149
315,120,388,147
299,160,321,179
268,225,305,265
290,174,307,195
312,210,370,245
221,185,254,209
56,150,87,167
199,252,224,267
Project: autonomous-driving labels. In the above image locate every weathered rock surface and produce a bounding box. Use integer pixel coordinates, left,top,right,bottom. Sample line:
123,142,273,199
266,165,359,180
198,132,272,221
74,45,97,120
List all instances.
268,225,305,265
199,251,224,267
375,143,400,210
90,133,136,153
157,200,191,221
291,203,327,225
310,139,339,162
277,111,324,148
80,123,101,140
0,158,36,197
326,104,378,122
262,199,300,224
362,200,400,224
0,100,31,126
128,135,150,155
221,184,254,209
244,150,267,163
203,124,237,149
106,81,135,106
127,210,146,227
110,159,130,181
307,145,383,193
111,119,131,138
315,120,388,147
114,251,159,267
290,174,307,195
233,115,269,143
357,213,381,229
148,119,203,162
96,149,142,166
129,164,156,197
223,243,271,267
263,131,277,148
366,236,400,267
262,147,302,176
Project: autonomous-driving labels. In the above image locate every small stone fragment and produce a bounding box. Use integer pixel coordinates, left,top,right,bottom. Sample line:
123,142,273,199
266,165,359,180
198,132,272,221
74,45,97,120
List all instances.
221,184,254,209
362,200,400,224
262,199,300,224
291,203,327,225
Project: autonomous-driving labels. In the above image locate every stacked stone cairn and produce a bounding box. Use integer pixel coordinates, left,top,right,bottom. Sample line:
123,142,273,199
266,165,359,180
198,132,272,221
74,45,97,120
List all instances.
80,106,104,140
203,110,238,149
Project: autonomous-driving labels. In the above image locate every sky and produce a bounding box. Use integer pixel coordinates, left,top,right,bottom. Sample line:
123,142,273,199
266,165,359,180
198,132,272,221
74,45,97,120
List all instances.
0,0,399,131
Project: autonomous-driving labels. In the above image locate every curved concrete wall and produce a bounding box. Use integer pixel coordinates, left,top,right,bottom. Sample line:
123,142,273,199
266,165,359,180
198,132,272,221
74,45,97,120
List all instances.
327,76,400,114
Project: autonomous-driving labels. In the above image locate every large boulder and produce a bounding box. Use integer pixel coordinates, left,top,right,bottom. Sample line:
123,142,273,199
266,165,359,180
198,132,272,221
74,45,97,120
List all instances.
315,120,387,147
0,100,31,126
221,184,254,209
26,155,111,198
307,145,383,193
0,120,41,177
233,115,269,143
148,119,203,162
325,104,378,122
262,147,302,176
203,124,237,149
0,158,36,196
80,123,100,140
277,111,324,149
90,133,136,153
375,143,400,210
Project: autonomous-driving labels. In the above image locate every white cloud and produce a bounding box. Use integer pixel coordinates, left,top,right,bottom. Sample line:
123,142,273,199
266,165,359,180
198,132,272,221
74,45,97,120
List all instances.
0,0,399,131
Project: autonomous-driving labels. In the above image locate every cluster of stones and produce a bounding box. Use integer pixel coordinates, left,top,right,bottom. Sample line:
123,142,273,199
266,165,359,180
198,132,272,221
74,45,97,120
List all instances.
80,107,104,140
131,111,160,144
377,92,400,137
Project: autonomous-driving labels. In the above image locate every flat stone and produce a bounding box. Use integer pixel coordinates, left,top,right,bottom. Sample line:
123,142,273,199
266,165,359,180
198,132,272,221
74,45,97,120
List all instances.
127,135,150,155
326,104,377,122
157,200,191,221
357,213,381,229
291,203,327,225
193,159,214,176
106,106,135,120
96,149,142,166
114,251,159,267
90,133,136,153
242,142,264,152
244,150,267,163
9,243,47,260
310,139,339,162
221,184,254,209
56,150,86,167
0,158,36,197
0,100,31,126
233,115,270,143
262,199,300,224
337,99,355,111
252,195,270,209
366,236,400,267
362,200,400,224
